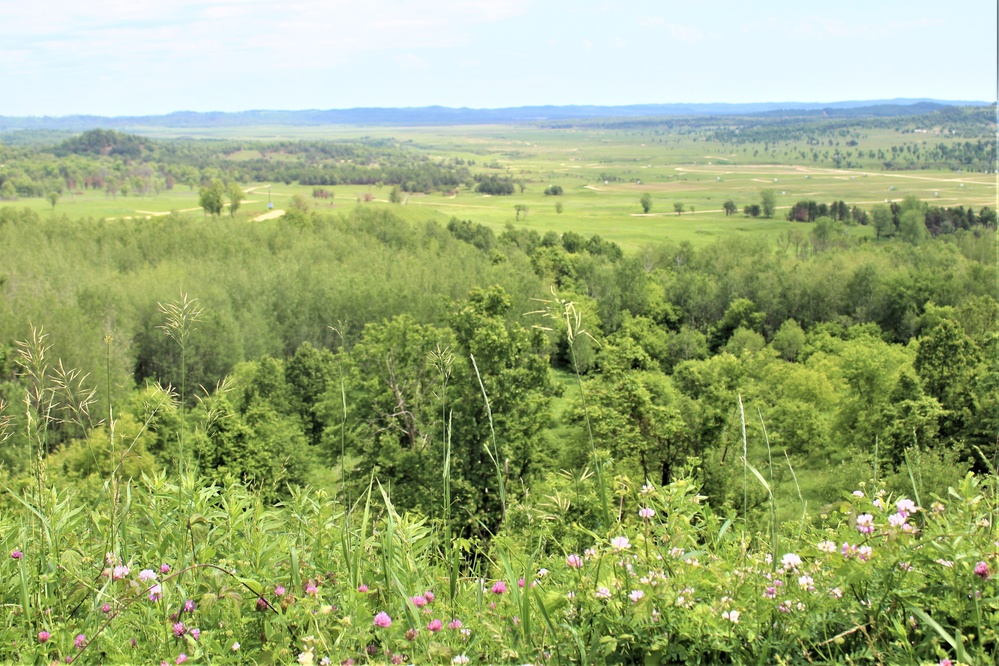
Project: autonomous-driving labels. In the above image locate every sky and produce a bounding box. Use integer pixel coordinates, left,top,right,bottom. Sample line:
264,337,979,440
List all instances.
1,0,996,117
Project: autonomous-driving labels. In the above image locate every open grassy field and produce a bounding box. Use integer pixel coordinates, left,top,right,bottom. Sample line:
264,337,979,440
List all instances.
4,123,995,251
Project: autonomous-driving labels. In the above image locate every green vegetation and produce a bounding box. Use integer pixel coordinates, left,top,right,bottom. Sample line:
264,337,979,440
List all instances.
0,110,997,663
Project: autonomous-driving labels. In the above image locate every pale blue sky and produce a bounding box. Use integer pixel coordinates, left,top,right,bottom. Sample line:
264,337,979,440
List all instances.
2,0,995,117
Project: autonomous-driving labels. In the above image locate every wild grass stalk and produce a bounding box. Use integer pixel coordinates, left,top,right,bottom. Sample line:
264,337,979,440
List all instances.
469,353,506,524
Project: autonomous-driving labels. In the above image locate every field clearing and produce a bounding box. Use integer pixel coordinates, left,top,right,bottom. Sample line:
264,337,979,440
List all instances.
4,122,994,250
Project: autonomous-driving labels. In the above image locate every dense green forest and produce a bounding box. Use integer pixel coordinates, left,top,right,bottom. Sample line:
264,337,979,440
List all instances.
1,197,995,530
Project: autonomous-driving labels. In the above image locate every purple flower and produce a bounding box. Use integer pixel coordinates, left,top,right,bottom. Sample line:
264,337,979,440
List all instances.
373,611,392,628
160,563,171,574
856,514,874,534
101,603,112,614
176,654,188,665
639,507,656,519
518,578,525,588
409,595,427,607
256,597,269,611
305,582,318,596
491,580,507,595
148,584,163,602
424,590,435,602
139,569,157,582
10,549,23,560
112,565,130,580
189,628,200,641
275,585,287,597
566,554,584,569
974,561,991,580
38,631,51,643
74,634,87,649
183,599,196,613
173,622,187,637
357,584,369,593
448,619,463,630
427,619,443,632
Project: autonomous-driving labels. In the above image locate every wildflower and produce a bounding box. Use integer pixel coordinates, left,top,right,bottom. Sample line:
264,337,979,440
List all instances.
855,514,874,534
781,553,802,571
448,619,463,630
641,483,655,494
931,502,945,514
173,623,187,637
899,562,912,572
342,661,355,666
160,563,171,574
139,569,157,582
148,584,163,602
491,581,507,595
896,498,916,516
798,575,814,591
595,587,612,599
427,619,443,632
974,561,990,580
629,590,644,602
857,546,873,562
611,536,631,550
405,629,418,641
518,578,525,588
176,655,188,665
256,597,269,611
939,659,953,666
841,542,857,558
830,587,843,599
113,565,130,580
305,582,318,596
106,552,118,566
453,656,470,665
38,631,50,643
888,512,908,528
817,540,836,553
852,490,864,498
566,554,584,569
321,658,331,666
763,586,777,599
190,628,200,641
101,603,112,614
357,584,369,593
584,548,598,558
778,600,792,613
10,549,23,560
639,507,656,519
537,568,549,577
275,585,287,597
390,656,404,665
566,591,575,599
298,649,314,665
424,590,435,602
722,610,740,624
373,612,392,628
410,595,428,607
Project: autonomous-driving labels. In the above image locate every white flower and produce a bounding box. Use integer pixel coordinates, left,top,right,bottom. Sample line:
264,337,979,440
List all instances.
722,610,740,623
817,540,836,553
629,590,644,602
452,656,470,665
610,536,631,550
781,553,802,571
232,642,241,651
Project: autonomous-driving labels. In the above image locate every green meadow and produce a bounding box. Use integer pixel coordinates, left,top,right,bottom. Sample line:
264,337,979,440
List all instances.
4,123,995,251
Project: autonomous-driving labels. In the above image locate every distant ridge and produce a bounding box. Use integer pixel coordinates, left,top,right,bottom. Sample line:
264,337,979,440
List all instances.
1,99,992,131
